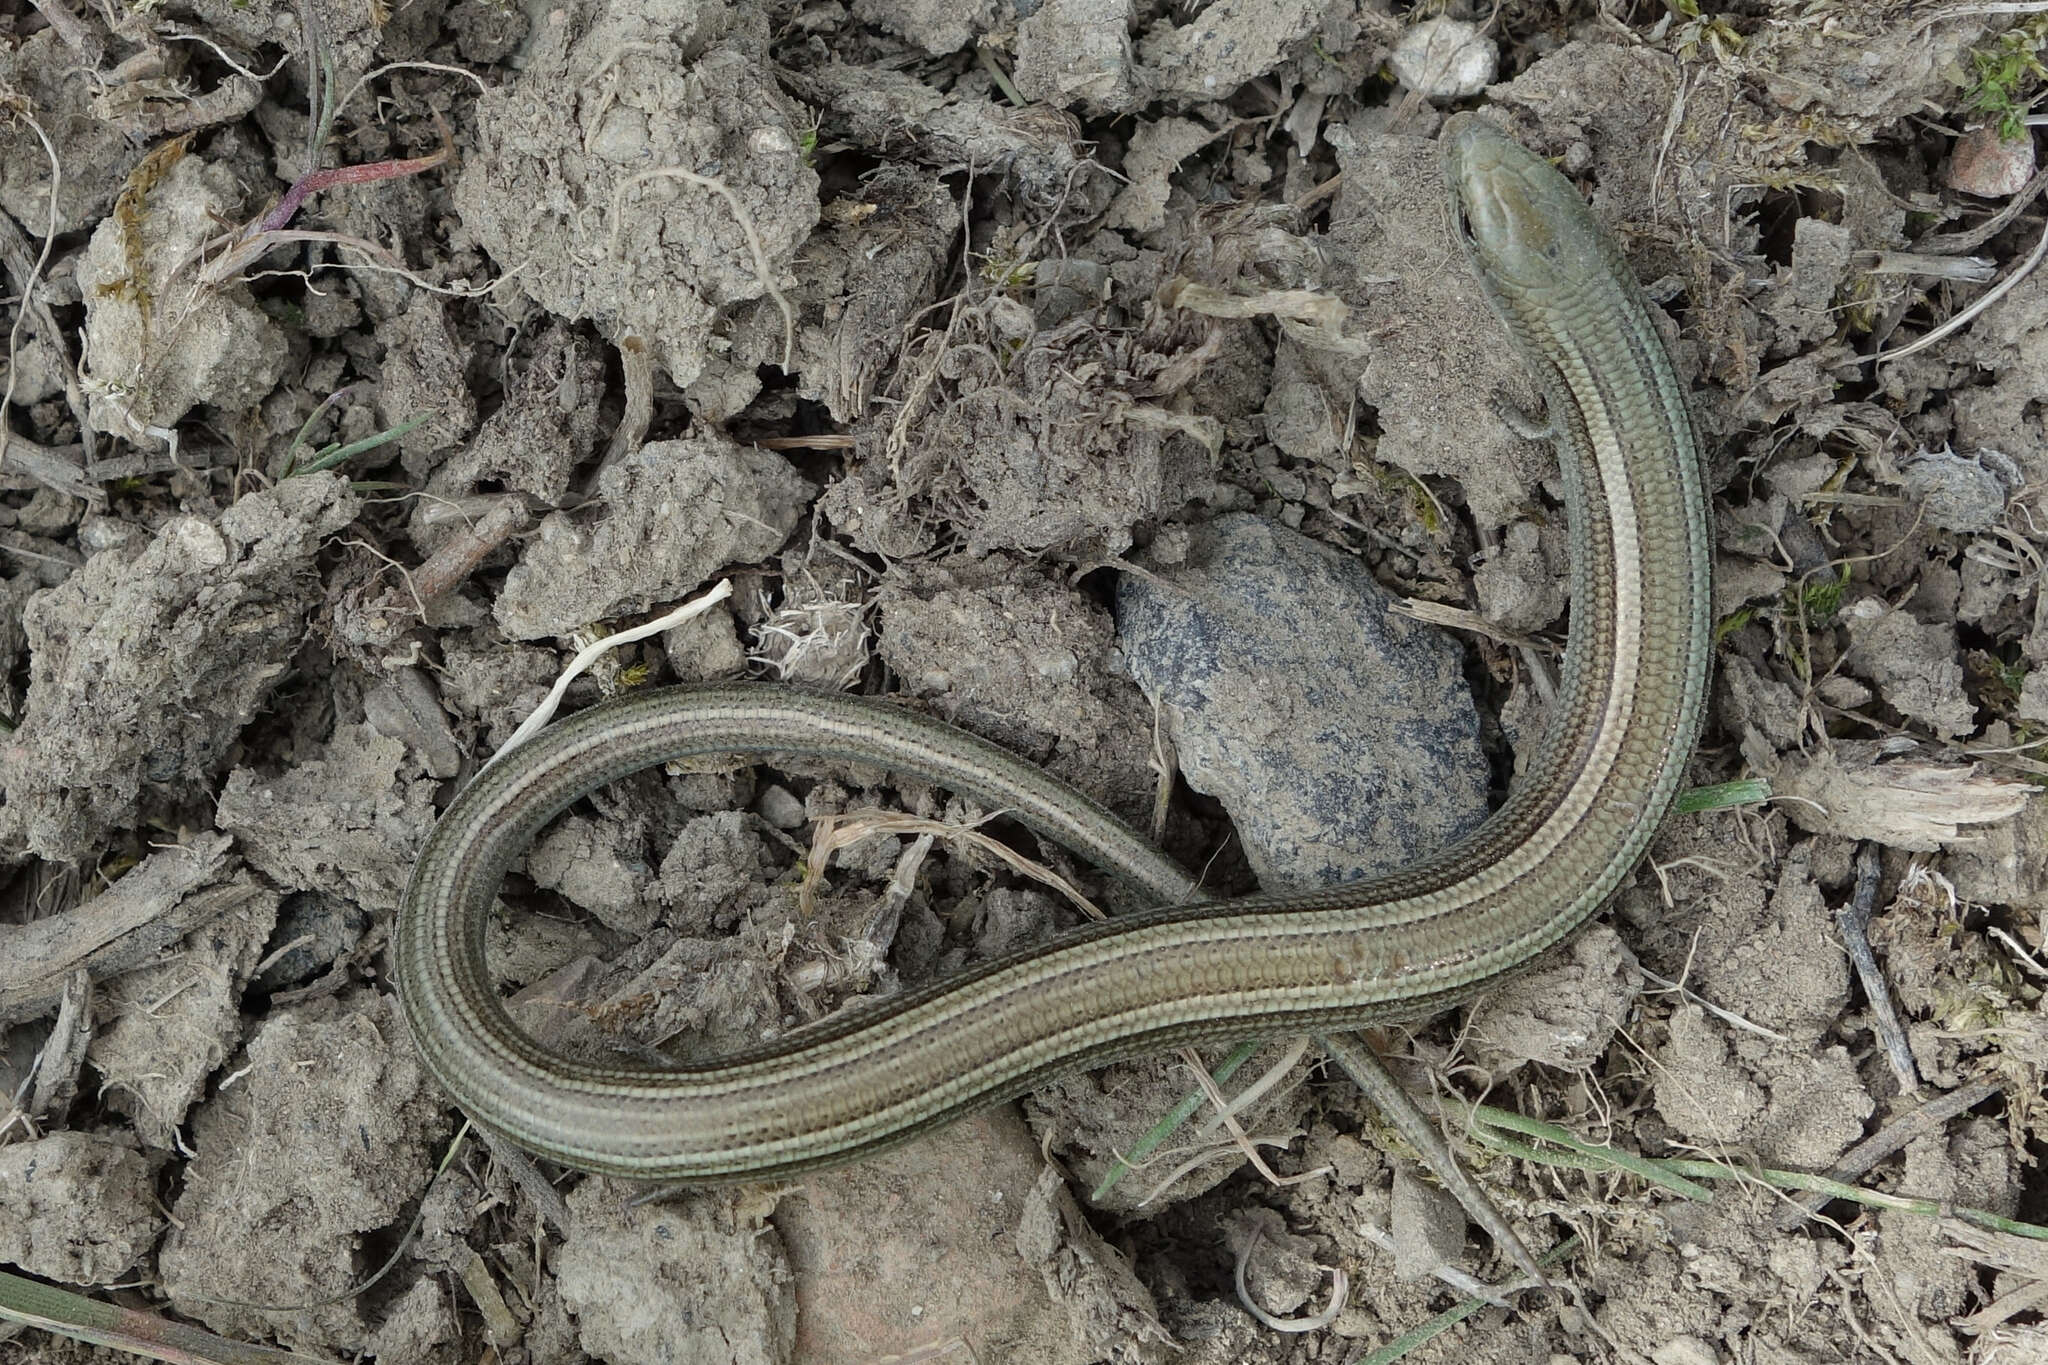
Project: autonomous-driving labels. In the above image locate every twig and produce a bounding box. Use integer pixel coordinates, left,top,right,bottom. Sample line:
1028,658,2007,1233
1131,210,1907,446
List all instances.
0,876,260,1025
24,0,103,65
1915,161,2048,255
0,431,92,501
119,74,264,140
412,499,529,601
1911,2,2048,36
28,968,90,1120
1858,249,1996,281
1872,210,2048,365
1394,597,1554,652
475,1126,572,1234
1773,1079,2003,1230
1838,843,1920,1093
749,433,855,451
604,335,656,466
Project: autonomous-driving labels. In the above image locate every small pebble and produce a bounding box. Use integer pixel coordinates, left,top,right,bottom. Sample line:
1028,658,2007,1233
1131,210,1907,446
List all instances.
1947,124,2036,198
756,783,808,830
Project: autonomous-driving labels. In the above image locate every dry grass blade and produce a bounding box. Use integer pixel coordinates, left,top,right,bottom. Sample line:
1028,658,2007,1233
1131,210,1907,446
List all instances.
0,98,86,501
1148,1042,1330,1200
799,810,1104,921
183,116,454,291
0,1270,333,1364
486,581,735,768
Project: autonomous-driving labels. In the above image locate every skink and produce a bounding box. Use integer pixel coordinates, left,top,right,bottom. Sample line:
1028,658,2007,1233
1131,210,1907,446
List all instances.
396,114,1714,1180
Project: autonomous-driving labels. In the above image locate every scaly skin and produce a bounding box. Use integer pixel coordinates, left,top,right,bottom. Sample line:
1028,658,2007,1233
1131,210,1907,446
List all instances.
395,115,1713,1180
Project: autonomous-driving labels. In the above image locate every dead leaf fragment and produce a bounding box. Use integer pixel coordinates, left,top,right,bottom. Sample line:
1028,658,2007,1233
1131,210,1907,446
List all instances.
1777,745,2034,852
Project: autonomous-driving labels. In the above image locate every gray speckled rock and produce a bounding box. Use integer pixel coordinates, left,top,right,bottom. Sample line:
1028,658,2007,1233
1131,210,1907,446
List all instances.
1115,513,1488,888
